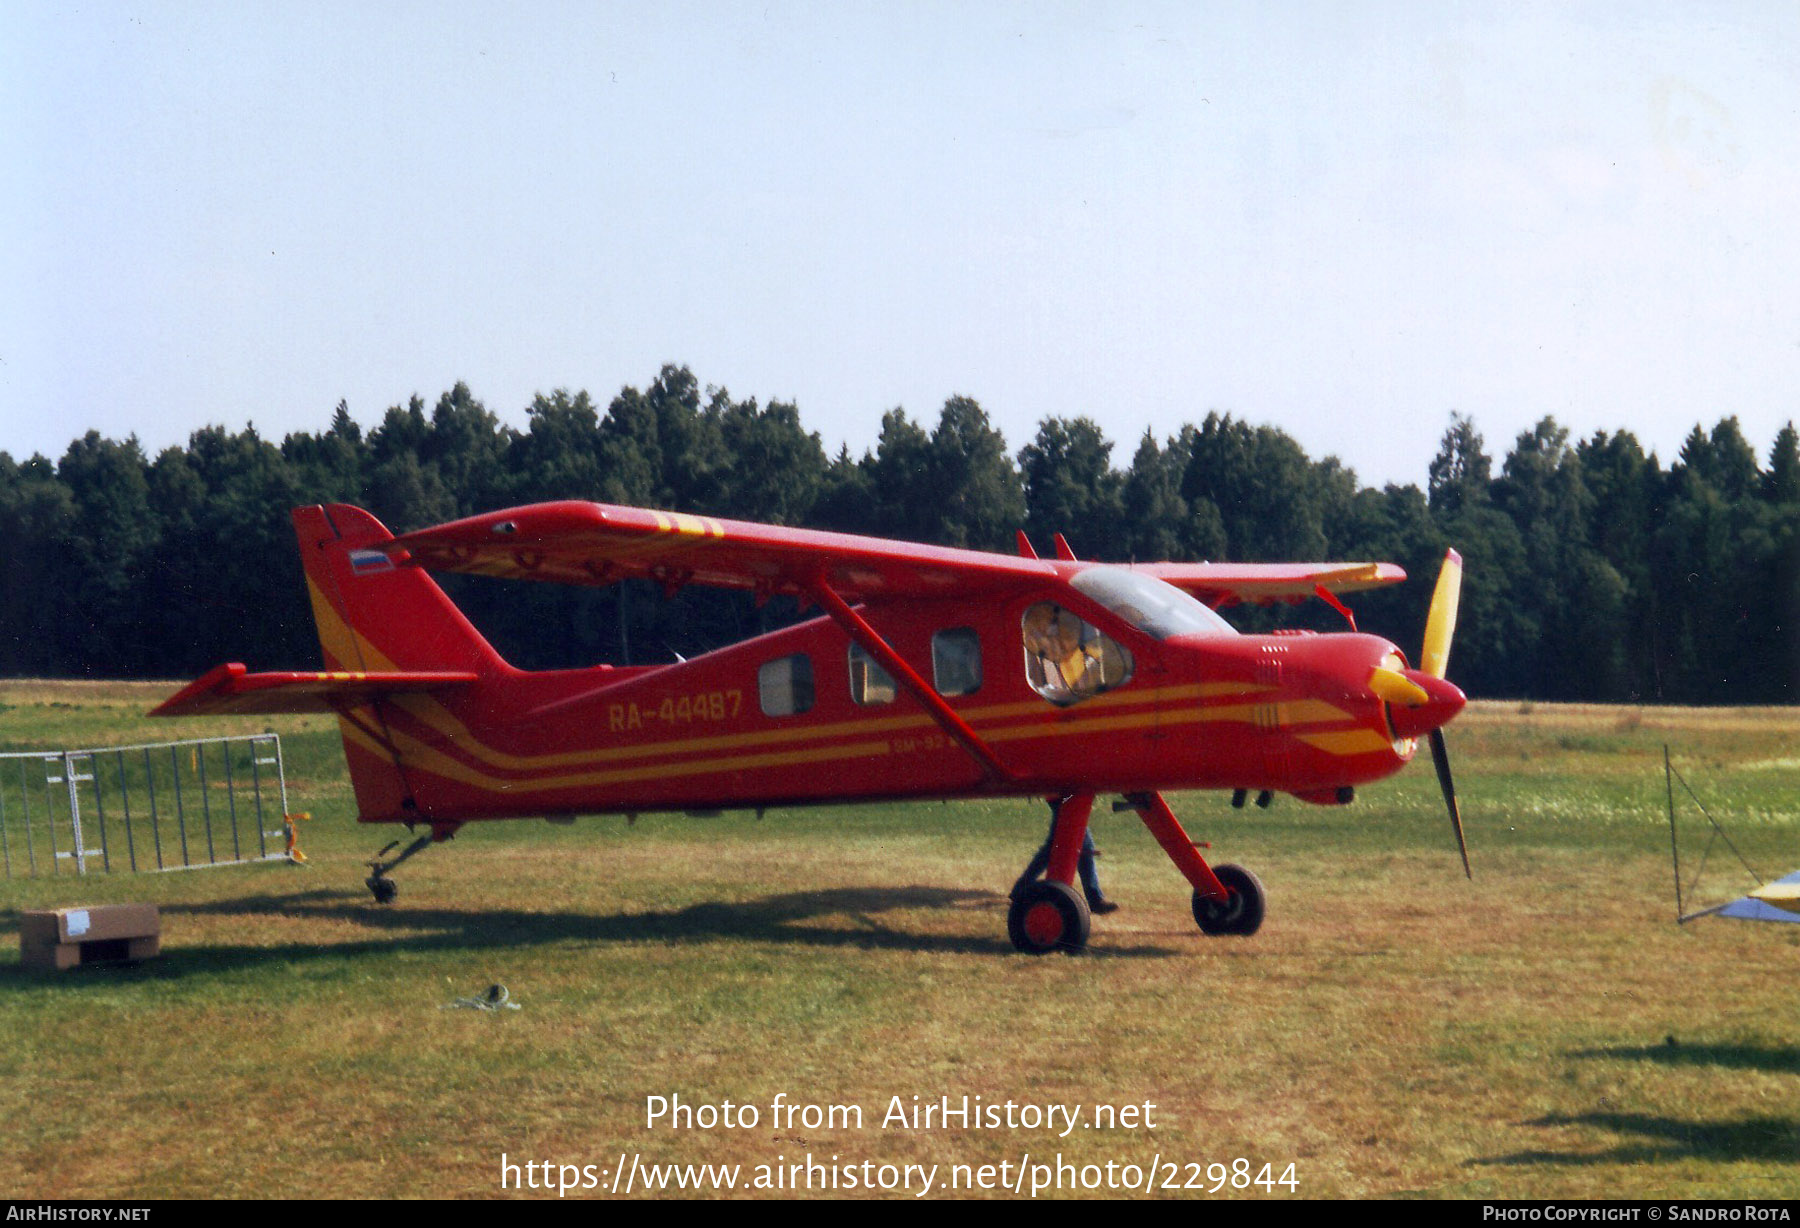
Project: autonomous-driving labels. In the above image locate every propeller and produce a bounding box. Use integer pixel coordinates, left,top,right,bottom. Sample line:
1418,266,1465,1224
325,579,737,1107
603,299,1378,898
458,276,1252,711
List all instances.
1364,548,1469,876
1420,550,1470,878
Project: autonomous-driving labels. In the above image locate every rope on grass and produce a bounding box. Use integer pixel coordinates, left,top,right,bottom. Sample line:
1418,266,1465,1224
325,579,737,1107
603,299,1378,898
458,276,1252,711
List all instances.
441,983,522,1012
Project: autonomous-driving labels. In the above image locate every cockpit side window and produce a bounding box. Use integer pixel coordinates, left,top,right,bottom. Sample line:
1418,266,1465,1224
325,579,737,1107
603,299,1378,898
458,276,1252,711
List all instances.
1021,602,1134,706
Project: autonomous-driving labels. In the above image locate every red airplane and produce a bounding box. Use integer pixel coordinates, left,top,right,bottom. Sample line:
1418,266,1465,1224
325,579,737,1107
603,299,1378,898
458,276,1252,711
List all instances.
154,501,1469,953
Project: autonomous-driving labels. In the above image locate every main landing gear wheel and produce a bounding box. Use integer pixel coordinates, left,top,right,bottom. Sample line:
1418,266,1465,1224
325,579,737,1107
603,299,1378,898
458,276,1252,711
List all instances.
367,876,398,905
1193,864,1266,937
1008,879,1091,955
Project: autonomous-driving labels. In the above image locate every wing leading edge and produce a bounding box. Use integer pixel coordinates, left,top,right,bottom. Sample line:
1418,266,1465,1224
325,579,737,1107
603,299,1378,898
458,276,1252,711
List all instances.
1132,561,1406,606
381,500,1058,601
378,501,1406,610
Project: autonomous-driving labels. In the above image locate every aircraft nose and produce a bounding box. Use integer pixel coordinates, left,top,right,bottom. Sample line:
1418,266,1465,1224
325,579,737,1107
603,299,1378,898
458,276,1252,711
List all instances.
1382,670,1466,739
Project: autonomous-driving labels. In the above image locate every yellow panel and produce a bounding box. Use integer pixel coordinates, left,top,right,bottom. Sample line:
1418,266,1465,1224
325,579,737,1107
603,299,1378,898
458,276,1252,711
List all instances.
1296,729,1394,757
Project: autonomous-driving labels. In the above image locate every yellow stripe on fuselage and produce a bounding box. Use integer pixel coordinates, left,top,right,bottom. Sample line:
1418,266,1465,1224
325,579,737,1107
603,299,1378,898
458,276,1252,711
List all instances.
362,684,1376,797
1296,729,1396,756
381,679,1283,776
348,716,895,796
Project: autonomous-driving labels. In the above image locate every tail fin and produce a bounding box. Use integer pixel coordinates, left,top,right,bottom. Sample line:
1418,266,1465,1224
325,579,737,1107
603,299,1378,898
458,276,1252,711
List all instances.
296,504,504,677
296,505,507,824
153,506,511,824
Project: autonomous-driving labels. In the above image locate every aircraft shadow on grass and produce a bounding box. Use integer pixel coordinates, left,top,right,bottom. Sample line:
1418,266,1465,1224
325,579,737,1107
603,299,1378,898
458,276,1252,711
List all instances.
3,883,1178,983
1469,1041,1800,1167
1474,1111,1800,1167
1571,1041,1800,1076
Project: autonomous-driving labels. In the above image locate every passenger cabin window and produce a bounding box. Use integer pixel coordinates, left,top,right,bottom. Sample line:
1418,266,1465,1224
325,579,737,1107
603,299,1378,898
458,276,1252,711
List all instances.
847,643,896,705
1022,602,1133,706
758,653,815,716
931,627,982,696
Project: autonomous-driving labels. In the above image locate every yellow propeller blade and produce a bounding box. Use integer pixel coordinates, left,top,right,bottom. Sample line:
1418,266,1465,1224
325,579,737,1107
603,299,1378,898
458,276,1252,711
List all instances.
1419,549,1463,679
1369,666,1431,707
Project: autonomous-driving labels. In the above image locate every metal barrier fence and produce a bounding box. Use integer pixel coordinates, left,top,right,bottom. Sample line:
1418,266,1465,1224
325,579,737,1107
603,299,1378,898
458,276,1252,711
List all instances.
0,734,291,877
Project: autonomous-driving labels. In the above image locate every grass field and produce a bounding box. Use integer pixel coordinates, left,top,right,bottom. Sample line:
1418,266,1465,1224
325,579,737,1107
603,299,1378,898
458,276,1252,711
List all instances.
1,682,1797,1199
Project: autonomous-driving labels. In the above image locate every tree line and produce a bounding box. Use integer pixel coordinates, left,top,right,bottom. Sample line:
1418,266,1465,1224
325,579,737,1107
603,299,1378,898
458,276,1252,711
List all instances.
2,363,1794,702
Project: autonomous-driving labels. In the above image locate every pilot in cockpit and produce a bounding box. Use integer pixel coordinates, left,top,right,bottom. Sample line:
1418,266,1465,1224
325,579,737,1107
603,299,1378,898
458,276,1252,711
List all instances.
1023,603,1103,702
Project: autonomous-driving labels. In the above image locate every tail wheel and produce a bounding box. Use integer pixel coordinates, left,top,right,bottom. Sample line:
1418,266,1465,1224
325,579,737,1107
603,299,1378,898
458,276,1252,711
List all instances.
1193,864,1266,937
1007,879,1091,955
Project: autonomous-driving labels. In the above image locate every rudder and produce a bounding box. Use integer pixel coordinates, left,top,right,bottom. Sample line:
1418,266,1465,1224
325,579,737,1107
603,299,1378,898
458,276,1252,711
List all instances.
294,504,506,823
295,504,504,677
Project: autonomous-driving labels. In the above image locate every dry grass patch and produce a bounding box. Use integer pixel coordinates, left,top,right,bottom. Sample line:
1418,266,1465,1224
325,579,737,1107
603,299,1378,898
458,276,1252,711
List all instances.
1,692,1796,1198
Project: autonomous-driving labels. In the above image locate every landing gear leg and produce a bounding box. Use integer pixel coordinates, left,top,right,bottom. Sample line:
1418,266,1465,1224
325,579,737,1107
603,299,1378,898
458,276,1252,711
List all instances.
1123,791,1266,937
365,822,461,903
1008,793,1096,953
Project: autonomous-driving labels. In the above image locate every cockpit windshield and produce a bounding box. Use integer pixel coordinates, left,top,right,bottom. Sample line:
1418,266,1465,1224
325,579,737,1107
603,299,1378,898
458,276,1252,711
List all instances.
1069,567,1238,640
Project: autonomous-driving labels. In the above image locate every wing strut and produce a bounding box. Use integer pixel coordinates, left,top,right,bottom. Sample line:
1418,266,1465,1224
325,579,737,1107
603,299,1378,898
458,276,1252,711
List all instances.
807,581,1016,784
1312,583,1357,631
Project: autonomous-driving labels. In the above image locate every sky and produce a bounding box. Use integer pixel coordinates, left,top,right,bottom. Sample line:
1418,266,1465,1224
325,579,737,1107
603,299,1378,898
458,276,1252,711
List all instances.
4,1,1798,492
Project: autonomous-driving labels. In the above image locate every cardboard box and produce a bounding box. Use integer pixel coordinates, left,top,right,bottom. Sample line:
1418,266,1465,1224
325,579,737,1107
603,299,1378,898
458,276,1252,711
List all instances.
20,904,160,971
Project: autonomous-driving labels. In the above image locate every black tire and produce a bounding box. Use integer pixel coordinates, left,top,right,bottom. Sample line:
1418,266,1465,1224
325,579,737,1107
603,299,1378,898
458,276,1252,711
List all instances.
1192,864,1265,936
368,876,398,905
1007,879,1091,954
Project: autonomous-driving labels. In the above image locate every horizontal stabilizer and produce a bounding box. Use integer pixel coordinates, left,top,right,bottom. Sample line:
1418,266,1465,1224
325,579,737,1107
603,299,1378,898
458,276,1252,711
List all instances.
151,662,477,717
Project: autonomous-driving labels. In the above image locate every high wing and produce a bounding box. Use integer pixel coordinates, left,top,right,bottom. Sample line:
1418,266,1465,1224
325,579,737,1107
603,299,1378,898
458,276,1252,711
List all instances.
383,501,1408,608
1133,561,1406,606
151,662,478,717
383,500,1058,600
